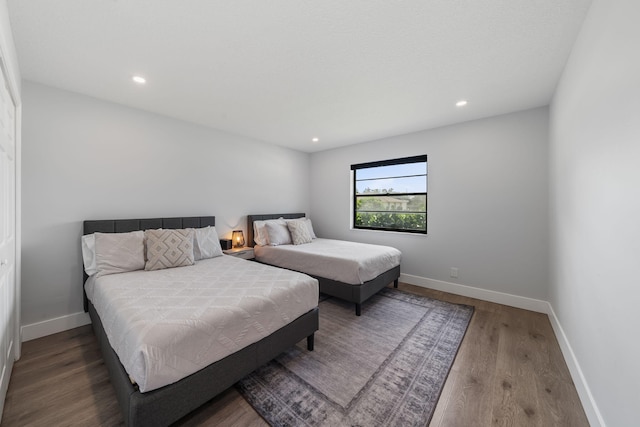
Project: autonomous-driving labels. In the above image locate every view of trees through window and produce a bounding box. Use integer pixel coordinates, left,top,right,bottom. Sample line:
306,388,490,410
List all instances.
352,155,427,233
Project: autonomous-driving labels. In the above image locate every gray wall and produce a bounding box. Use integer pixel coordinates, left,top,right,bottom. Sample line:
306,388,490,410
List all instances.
309,107,549,300
21,81,310,325
550,0,640,425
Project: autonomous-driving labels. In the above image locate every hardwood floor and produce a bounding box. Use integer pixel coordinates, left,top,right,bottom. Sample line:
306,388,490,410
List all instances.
1,283,589,426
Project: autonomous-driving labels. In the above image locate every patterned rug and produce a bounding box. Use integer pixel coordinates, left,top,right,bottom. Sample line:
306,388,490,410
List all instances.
236,288,474,426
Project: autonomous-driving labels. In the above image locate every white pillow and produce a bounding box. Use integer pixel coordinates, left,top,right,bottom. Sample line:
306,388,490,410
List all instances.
287,220,313,245
305,218,317,238
193,226,223,260
254,218,287,246
265,221,292,246
81,234,97,276
95,231,145,277
253,220,267,246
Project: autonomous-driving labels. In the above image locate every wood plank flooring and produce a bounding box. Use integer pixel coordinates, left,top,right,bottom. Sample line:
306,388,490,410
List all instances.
1,283,589,426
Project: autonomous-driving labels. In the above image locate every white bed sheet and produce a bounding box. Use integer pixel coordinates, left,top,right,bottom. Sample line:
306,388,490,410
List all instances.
85,255,318,393
253,238,401,285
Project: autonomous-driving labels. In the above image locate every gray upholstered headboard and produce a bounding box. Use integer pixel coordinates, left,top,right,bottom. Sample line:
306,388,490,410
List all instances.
82,215,215,311
247,213,305,247
83,216,215,236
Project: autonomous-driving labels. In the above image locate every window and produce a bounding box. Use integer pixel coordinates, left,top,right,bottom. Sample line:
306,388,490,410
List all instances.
351,155,427,233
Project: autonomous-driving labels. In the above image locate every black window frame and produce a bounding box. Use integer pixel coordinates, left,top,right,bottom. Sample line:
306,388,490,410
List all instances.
351,154,427,234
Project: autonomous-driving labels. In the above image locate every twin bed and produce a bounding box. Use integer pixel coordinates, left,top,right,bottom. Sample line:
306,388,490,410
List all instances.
83,214,401,426
248,213,401,316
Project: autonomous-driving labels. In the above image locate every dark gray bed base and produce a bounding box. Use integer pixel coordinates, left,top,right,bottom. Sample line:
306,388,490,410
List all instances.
83,216,319,427
247,213,400,316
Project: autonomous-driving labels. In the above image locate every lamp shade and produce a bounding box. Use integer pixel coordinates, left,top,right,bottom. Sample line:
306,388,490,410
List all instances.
232,230,245,248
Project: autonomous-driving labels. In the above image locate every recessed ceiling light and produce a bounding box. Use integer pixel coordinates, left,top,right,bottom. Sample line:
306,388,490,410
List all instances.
456,100,468,107
132,75,146,84
312,137,319,142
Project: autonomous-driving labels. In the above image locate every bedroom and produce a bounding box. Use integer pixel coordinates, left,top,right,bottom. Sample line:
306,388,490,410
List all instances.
1,0,639,426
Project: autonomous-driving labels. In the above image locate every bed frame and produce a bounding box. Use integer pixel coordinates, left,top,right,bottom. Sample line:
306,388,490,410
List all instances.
247,213,400,316
83,216,319,427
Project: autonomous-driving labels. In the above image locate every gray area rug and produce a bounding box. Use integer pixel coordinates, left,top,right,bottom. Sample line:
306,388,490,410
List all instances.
237,288,474,426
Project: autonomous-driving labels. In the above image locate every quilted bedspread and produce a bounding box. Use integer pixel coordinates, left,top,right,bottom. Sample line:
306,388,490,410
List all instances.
85,255,319,392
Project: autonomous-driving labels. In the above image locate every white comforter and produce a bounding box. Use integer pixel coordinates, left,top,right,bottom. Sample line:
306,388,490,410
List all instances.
254,238,401,285
85,255,318,393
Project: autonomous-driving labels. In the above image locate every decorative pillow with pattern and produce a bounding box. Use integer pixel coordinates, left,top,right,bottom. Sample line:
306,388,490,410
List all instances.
95,231,145,277
144,228,195,271
287,219,313,245
193,226,223,260
286,217,317,239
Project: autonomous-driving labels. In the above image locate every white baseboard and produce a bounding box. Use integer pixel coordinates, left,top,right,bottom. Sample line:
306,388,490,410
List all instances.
545,303,606,427
21,311,91,342
400,273,549,313
400,273,605,427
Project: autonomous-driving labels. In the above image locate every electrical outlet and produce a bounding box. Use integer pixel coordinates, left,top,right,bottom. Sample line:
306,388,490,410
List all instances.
450,267,459,279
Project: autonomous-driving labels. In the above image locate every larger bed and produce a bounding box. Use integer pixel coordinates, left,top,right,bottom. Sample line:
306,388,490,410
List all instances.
82,216,319,426
248,213,401,316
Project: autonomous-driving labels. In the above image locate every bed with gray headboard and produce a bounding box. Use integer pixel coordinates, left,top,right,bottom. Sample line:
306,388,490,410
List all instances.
248,213,401,316
82,216,319,427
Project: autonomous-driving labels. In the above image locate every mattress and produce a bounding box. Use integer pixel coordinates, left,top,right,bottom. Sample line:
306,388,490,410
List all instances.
85,255,318,393
253,238,401,285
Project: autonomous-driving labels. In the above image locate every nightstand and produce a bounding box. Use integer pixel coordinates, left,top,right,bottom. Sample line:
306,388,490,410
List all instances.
223,247,255,260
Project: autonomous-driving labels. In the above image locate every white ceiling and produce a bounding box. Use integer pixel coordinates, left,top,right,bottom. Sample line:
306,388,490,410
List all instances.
7,0,592,153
